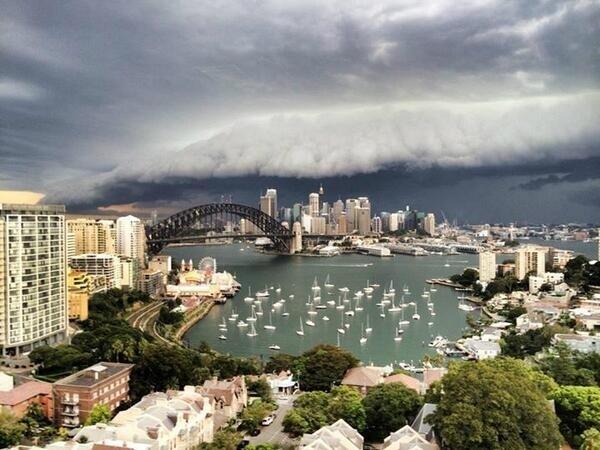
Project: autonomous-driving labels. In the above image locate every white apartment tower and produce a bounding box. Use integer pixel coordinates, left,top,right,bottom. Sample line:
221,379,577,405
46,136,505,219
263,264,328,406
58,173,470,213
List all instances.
424,213,436,236
116,215,145,267
0,204,68,356
479,252,497,283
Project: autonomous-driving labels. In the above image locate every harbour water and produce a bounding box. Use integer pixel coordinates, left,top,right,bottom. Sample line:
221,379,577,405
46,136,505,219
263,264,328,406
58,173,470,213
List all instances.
164,243,478,365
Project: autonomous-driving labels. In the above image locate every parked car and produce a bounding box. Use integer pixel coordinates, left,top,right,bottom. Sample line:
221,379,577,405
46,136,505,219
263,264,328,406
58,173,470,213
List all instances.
249,428,261,436
261,414,276,426
237,440,250,449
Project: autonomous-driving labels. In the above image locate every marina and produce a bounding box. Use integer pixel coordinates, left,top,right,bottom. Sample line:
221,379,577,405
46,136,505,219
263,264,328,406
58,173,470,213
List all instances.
164,243,480,365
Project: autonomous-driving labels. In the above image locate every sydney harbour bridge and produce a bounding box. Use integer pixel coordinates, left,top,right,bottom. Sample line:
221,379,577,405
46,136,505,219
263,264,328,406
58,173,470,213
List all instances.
145,203,304,255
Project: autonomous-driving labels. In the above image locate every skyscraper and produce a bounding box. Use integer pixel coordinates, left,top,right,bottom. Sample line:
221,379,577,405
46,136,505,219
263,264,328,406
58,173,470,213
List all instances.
67,218,117,256
309,193,320,217
345,199,360,231
0,203,68,355
424,213,436,236
356,207,371,235
264,188,278,218
514,245,546,280
479,252,497,282
371,216,382,234
116,216,146,287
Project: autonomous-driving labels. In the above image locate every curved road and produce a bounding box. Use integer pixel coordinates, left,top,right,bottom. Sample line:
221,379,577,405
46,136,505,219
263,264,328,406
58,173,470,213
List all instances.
127,301,174,345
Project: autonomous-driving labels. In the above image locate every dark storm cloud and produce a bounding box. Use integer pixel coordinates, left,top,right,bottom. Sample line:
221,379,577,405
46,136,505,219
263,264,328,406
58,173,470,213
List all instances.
1,0,600,221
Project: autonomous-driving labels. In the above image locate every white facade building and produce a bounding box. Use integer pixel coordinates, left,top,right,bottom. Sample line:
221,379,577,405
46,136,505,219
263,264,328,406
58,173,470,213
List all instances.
478,252,497,283
69,254,121,289
0,204,68,356
116,215,146,268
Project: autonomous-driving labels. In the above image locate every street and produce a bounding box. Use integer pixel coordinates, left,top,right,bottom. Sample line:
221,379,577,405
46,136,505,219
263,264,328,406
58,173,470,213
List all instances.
246,395,299,447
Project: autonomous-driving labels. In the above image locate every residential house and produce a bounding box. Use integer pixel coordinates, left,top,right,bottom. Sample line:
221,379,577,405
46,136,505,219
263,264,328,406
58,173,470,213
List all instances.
251,371,298,397
383,425,439,450
554,334,600,354
53,362,134,428
0,374,53,419
299,419,364,450
411,403,438,444
383,373,421,394
341,366,386,395
198,376,247,420
462,339,501,360
480,327,503,342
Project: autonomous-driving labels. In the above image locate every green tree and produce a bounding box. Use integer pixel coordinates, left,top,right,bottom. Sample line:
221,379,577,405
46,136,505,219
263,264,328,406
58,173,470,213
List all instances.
430,358,562,450
282,409,312,436
247,377,273,403
580,428,600,450
246,445,281,450
362,382,423,442
198,429,242,450
240,400,274,433
552,386,600,447
283,392,332,436
0,409,25,448
85,404,111,425
539,345,597,387
300,344,358,391
328,386,366,432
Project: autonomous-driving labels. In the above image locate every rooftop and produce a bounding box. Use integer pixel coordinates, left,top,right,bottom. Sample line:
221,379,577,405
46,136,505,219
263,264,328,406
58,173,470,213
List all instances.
54,362,133,388
0,380,52,406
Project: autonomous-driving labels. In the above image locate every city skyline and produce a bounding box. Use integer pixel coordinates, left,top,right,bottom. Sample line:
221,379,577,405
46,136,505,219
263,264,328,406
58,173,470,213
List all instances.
1,1,599,222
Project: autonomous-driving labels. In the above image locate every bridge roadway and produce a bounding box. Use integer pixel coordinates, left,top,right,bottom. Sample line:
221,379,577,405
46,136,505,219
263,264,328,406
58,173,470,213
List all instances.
146,233,345,244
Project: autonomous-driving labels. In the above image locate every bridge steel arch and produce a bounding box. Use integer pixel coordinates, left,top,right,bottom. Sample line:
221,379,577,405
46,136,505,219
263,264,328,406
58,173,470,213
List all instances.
146,203,292,255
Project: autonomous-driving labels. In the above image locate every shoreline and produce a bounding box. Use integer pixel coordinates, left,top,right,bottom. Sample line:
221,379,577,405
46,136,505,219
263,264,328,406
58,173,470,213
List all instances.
174,299,217,342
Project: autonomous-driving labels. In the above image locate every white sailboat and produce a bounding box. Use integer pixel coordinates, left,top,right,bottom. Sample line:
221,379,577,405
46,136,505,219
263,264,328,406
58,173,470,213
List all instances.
255,302,264,317
336,295,345,310
360,324,367,344
247,305,257,322
308,302,318,316
364,280,374,294
388,296,400,312
412,303,420,320
296,318,304,336
247,322,258,337
237,320,248,327
263,312,276,330
337,313,346,334
365,315,373,333
380,302,386,318
305,317,316,327
394,327,403,341
322,315,330,321
430,303,437,316
269,344,281,350
219,318,227,330
256,285,270,297
244,287,254,303
399,298,410,325
338,286,349,293
219,334,227,340
354,297,364,312
311,277,321,295
281,305,290,317
389,280,396,294
402,284,409,294
421,287,430,298
275,285,282,294
324,275,334,289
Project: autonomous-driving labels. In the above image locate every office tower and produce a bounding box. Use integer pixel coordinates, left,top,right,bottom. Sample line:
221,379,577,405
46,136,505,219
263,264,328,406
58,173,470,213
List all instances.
292,203,303,222
345,199,360,231
514,245,546,280
379,212,390,232
358,196,370,208
311,216,326,235
356,207,371,235
321,202,330,216
309,193,320,217
116,215,145,268
332,199,344,221
0,204,68,356
397,211,406,230
301,214,312,233
389,213,399,232
424,213,436,236
338,213,348,235
292,222,303,253
371,216,382,234
281,208,292,224
260,188,277,218
69,254,122,289
479,252,497,282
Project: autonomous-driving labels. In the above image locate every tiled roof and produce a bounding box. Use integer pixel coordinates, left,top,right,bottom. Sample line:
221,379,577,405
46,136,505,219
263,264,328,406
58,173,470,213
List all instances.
383,374,421,392
341,367,384,387
0,380,52,406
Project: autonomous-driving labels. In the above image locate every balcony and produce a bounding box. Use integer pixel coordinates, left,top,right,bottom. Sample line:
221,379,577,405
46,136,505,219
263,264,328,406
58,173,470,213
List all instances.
61,418,80,428
62,408,79,416
61,398,79,405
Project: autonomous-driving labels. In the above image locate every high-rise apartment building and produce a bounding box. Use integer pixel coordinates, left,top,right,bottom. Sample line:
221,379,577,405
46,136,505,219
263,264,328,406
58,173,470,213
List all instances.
371,216,382,234
67,218,117,256
332,199,344,221
0,204,68,356
337,213,348,235
310,216,326,235
260,189,277,219
389,213,399,232
478,252,497,283
424,213,436,236
515,245,546,280
116,216,145,276
345,199,360,232
69,254,122,289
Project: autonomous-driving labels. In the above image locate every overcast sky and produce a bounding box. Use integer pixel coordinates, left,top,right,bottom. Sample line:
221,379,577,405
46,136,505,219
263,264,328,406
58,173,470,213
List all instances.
1,0,599,222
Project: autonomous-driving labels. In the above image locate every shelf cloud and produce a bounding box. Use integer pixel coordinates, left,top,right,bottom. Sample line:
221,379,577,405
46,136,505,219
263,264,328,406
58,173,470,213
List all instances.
2,0,599,220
